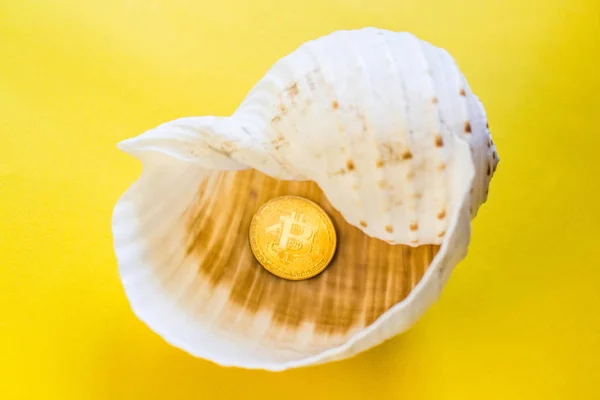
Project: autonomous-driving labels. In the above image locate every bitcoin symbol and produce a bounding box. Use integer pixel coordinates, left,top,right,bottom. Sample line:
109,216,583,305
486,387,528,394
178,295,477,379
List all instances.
265,211,315,261
249,196,337,281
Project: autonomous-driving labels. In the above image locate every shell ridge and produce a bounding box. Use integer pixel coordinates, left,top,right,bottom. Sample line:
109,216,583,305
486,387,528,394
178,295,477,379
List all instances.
357,30,393,242
378,30,404,244
380,31,411,244
389,33,420,243
418,38,449,244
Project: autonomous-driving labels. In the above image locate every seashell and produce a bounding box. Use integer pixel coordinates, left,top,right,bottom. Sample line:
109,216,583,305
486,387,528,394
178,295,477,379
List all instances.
112,27,499,370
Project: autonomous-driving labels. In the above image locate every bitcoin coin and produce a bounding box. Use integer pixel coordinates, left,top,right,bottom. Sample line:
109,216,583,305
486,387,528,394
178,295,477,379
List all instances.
249,195,337,281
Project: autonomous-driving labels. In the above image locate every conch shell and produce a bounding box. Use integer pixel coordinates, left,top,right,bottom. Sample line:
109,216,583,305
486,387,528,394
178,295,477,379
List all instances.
112,27,499,370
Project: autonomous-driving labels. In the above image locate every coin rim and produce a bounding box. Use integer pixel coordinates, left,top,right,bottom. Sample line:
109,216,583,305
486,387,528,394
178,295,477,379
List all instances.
249,195,337,281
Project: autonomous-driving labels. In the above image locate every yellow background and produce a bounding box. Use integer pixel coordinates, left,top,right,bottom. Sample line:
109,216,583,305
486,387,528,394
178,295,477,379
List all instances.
1,0,599,398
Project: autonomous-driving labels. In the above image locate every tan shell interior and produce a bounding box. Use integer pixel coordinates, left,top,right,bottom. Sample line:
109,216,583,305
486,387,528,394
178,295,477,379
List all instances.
180,168,439,344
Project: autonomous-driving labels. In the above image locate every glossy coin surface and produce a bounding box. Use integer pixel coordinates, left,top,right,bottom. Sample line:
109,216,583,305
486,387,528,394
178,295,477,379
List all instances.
249,196,337,280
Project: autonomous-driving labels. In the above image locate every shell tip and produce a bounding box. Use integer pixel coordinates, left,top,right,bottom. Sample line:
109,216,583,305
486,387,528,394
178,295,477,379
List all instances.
117,138,137,154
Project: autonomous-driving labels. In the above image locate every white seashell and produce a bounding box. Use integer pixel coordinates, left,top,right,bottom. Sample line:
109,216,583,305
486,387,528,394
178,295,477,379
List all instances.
113,27,499,370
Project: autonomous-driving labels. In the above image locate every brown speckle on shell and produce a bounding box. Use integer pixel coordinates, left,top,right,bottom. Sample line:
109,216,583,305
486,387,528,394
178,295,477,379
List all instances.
376,159,385,168
409,222,419,231
219,141,237,156
434,135,444,147
459,88,466,96
437,210,446,219
381,142,416,165
432,97,438,104
359,220,368,228
332,100,339,109
286,83,299,98
346,159,355,171
437,163,446,172
464,121,472,133
385,225,393,233
437,230,446,238
272,133,287,151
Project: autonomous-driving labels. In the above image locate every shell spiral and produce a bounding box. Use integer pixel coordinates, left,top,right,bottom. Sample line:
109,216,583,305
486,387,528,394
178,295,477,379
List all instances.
114,28,499,370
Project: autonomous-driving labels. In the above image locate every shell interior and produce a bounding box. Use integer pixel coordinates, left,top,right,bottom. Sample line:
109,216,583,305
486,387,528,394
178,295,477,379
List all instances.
184,169,439,352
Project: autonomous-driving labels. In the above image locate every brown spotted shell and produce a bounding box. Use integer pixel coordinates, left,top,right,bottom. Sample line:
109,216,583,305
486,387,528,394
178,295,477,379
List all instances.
112,28,498,370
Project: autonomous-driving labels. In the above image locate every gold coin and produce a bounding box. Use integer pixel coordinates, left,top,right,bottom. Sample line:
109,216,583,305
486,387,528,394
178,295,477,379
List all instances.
249,195,337,281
